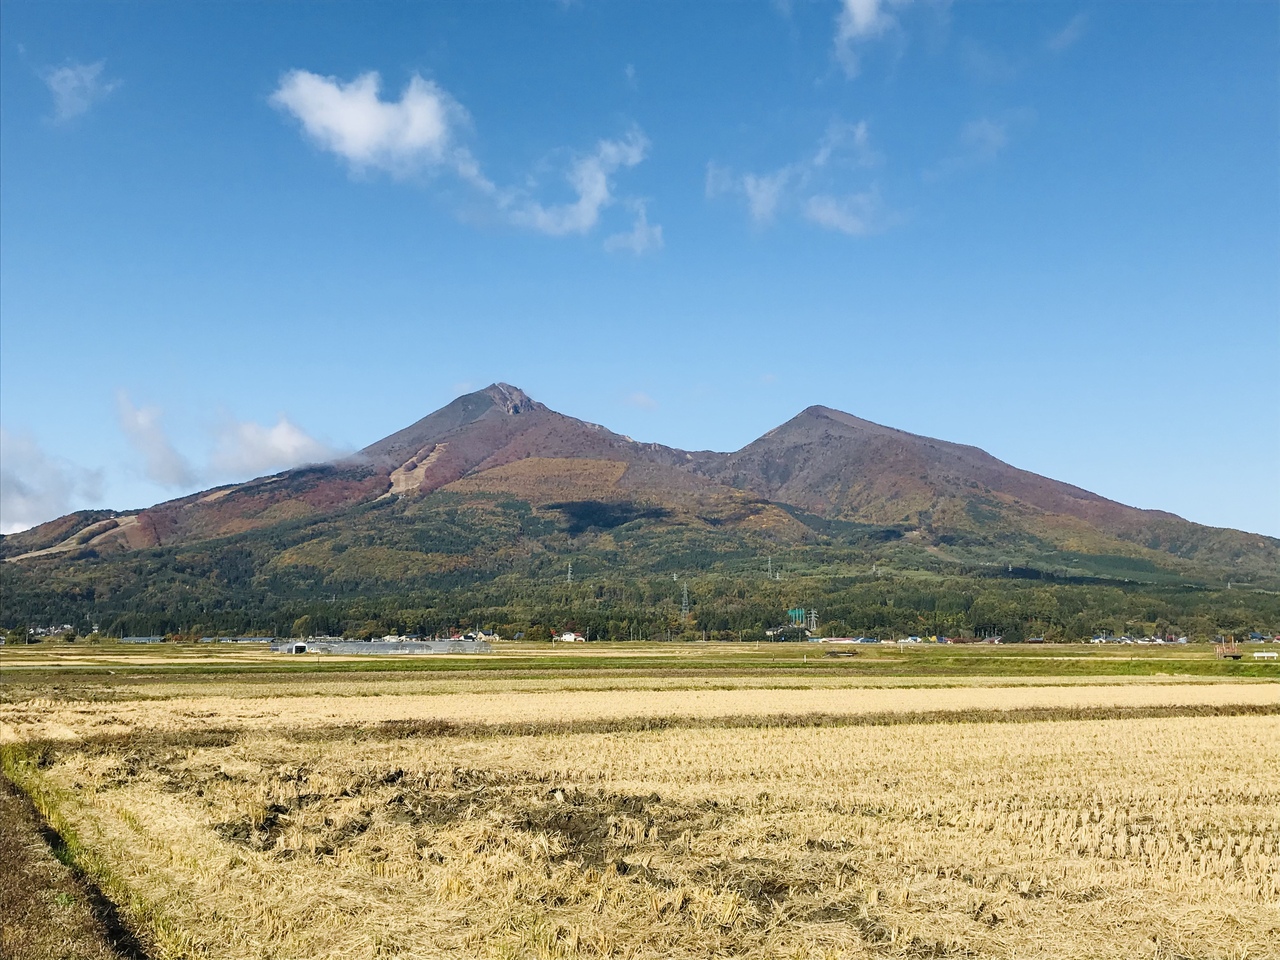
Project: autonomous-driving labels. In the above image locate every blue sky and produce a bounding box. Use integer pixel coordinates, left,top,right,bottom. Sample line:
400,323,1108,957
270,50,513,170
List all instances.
2,1,1277,537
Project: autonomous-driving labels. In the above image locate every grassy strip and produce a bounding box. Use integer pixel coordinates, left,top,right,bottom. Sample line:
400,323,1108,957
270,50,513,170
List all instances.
0,748,192,960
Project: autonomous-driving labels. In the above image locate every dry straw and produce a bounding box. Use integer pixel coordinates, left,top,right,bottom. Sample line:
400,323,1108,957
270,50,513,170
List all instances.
8,704,1279,959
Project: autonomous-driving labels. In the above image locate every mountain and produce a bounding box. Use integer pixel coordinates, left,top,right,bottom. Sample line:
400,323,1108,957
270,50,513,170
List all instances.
2,384,1277,636
692,405,1275,572
0,384,803,562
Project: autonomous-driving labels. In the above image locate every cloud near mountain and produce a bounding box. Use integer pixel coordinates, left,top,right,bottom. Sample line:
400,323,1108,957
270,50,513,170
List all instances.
0,429,103,535
113,391,337,494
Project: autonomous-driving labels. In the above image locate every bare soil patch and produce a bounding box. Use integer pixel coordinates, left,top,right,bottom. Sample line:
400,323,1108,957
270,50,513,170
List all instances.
0,774,149,960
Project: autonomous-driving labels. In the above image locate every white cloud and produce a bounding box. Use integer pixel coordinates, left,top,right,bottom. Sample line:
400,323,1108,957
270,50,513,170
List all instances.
624,63,638,89
0,429,104,534
44,60,119,122
117,393,335,490
604,202,663,255
270,70,488,184
814,119,882,169
925,112,1031,181
804,189,893,236
2,403,336,532
210,417,335,477
742,170,792,224
116,392,198,489
1048,13,1088,52
625,392,658,410
709,120,893,234
960,117,1008,161
835,0,911,77
273,69,653,243
509,130,649,236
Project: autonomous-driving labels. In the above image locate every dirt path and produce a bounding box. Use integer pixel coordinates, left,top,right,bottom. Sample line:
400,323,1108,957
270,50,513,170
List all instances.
0,775,149,960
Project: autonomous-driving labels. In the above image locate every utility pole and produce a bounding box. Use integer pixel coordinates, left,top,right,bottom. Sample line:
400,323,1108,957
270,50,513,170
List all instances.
681,581,690,623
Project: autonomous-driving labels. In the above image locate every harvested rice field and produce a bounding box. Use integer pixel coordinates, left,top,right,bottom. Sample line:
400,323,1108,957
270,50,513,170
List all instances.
3,679,1279,744
2,643,1278,959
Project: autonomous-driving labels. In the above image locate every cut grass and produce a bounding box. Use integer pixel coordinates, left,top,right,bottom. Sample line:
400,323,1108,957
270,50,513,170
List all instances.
7,714,1278,959
3,644,1277,960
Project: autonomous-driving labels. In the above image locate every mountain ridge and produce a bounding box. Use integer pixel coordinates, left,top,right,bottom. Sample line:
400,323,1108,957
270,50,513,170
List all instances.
3,384,1275,581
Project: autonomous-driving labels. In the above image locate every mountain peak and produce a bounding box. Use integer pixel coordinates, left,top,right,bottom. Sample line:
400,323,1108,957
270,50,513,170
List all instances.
480,383,544,415
358,383,547,465
772,405,903,442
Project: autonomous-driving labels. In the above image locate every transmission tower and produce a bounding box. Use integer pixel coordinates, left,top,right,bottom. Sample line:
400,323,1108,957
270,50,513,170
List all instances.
681,581,690,622
807,609,818,631
567,562,573,584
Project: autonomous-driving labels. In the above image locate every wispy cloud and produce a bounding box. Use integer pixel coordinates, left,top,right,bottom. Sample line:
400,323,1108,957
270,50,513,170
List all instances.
958,39,1019,84
834,0,912,77
625,391,658,410
959,117,1008,161
44,60,119,122
804,188,896,236
508,129,649,236
708,120,894,235
0,429,104,534
814,119,882,169
924,111,1032,181
116,392,198,488
272,69,657,243
604,201,663,255
740,169,792,224
1048,13,1088,52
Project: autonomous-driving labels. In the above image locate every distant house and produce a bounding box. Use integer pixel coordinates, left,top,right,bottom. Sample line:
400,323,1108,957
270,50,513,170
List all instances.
555,632,586,643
